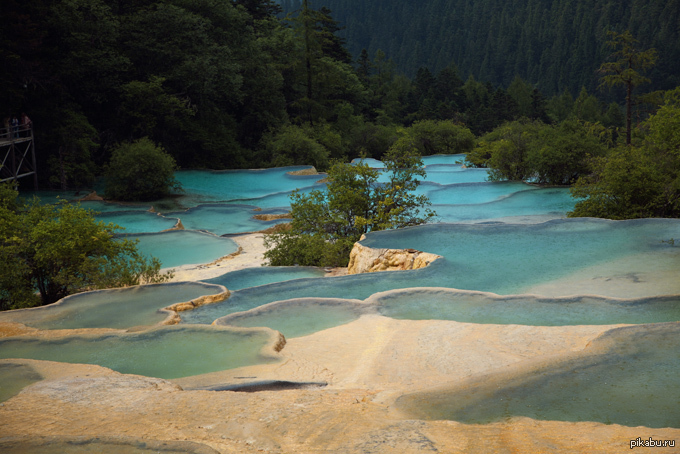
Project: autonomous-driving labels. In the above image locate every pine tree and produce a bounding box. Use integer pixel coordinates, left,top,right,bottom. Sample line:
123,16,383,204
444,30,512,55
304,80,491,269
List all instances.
598,30,658,145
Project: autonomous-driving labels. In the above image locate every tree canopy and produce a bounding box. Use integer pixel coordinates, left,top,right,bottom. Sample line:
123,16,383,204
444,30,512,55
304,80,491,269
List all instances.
0,184,172,310
569,88,680,219
264,145,436,267
104,138,182,201
598,30,658,145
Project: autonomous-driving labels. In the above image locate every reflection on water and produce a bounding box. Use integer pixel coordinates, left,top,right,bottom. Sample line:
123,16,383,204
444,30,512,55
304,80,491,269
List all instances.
163,204,288,235
396,323,680,428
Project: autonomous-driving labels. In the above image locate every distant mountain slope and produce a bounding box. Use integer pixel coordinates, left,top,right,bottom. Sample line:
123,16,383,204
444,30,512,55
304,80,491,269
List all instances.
281,0,680,96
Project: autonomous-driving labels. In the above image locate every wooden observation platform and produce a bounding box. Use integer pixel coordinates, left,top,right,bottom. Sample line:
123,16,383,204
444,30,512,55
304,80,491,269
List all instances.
0,125,38,189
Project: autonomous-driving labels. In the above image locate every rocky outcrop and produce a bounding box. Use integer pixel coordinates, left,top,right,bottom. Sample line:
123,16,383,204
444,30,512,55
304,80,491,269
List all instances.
77,191,103,201
347,241,441,275
252,213,292,221
164,290,230,314
287,167,318,176
162,219,185,232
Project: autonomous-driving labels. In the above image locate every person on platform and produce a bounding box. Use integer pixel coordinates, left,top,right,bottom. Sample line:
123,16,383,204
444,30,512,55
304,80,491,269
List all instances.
20,113,31,137
11,116,19,138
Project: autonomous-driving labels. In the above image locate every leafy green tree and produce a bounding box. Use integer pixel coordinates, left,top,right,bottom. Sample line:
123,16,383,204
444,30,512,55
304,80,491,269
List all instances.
234,0,282,22
468,120,544,180
264,146,435,267
104,138,182,201
345,122,398,160
405,120,475,156
284,2,366,127
573,87,605,123
265,125,330,170
469,119,605,185
598,30,658,145
570,88,680,219
0,184,171,310
47,107,99,191
546,89,575,123
48,0,130,106
356,48,372,82
507,76,535,118
119,76,195,141
528,120,606,185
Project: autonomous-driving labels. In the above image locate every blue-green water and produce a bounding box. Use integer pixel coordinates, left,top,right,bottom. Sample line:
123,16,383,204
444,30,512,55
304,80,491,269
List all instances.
163,204,289,235
203,266,325,291
0,326,277,379
0,283,226,330
172,167,321,208
125,230,239,269
373,289,680,325
96,210,179,233
10,156,680,430
0,363,42,402
425,181,533,205
395,322,680,428
180,218,680,325
216,298,364,338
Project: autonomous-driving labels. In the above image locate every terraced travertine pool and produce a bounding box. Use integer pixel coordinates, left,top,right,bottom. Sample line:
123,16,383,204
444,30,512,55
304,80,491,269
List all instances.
5,156,680,428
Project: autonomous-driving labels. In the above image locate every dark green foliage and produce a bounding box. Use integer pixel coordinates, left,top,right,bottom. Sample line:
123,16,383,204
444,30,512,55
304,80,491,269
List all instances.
528,120,607,185
282,0,680,98
569,88,680,218
264,146,436,267
0,184,171,310
46,107,99,191
104,138,182,201
234,0,282,21
467,119,606,185
405,120,475,156
265,125,330,170
598,30,658,145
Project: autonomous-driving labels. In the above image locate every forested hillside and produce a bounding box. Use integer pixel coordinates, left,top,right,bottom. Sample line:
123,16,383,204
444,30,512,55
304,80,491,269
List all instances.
281,0,680,96
2,0,677,220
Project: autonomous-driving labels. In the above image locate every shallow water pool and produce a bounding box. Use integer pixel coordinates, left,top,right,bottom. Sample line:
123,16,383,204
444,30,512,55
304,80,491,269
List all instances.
125,230,239,269
0,326,278,379
216,298,364,338
0,362,42,402
374,289,680,325
164,204,289,235
203,266,325,291
395,322,680,428
0,283,226,330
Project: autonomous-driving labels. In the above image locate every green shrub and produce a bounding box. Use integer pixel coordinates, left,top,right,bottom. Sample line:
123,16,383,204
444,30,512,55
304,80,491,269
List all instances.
104,138,181,201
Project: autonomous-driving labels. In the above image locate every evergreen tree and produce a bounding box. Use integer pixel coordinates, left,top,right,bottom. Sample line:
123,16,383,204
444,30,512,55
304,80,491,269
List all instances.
598,30,658,145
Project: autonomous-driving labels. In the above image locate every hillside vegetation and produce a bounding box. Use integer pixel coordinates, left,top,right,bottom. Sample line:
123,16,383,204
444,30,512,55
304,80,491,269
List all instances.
281,0,680,96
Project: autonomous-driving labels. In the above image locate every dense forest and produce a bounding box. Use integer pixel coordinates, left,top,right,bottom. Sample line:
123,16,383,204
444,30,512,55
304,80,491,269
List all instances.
280,0,680,97
1,0,678,222
1,0,679,309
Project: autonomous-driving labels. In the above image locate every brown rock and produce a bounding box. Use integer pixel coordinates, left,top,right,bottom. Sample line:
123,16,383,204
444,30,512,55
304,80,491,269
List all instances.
287,167,318,176
347,242,441,275
77,191,103,201
252,213,292,221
